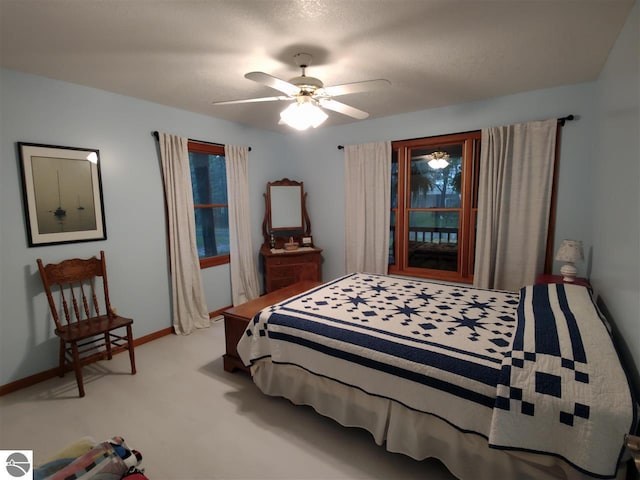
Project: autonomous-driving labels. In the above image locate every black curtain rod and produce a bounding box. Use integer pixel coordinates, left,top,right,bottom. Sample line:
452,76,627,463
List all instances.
557,114,574,126
336,115,575,150
152,131,251,151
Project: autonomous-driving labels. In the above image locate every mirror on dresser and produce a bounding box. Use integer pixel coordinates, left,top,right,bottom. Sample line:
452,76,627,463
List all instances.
261,178,322,292
270,183,303,231
262,178,311,247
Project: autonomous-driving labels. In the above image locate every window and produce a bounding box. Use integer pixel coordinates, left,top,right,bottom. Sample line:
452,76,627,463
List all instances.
188,141,230,268
389,131,480,283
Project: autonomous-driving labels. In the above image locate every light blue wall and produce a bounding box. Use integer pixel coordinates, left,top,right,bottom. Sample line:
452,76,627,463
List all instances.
1,3,638,387
591,2,639,379
286,82,597,283
0,69,288,385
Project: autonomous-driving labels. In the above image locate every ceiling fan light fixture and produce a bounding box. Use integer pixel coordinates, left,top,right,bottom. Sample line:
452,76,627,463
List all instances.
280,97,328,130
426,151,450,169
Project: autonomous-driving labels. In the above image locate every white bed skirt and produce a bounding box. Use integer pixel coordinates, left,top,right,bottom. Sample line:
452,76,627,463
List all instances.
251,359,627,480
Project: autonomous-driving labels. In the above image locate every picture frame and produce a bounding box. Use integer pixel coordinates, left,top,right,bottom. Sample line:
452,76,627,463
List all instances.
18,142,107,247
302,236,313,247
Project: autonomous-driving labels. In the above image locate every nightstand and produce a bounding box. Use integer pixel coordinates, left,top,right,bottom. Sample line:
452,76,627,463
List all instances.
535,274,590,288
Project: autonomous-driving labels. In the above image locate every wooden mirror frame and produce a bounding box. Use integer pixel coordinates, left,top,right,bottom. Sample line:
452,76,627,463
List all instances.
262,178,311,248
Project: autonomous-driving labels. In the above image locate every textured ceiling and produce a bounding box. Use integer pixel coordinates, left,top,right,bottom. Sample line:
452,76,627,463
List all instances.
0,0,634,132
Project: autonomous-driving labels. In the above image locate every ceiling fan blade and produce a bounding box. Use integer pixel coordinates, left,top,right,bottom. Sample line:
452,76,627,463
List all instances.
319,99,369,120
212,96,291,105
320,79,391,97
245,71,300,96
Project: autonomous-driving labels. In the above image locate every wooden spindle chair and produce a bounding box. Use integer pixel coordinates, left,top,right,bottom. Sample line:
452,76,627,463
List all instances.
37,250,136,397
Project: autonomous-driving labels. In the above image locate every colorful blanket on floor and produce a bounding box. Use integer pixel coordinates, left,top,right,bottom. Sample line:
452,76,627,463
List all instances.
35,436,143,480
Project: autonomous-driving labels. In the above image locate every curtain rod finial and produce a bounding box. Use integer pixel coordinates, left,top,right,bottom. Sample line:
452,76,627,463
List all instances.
558,114,575,126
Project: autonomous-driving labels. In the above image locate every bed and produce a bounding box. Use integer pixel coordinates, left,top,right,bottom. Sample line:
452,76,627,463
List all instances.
237,273,637,479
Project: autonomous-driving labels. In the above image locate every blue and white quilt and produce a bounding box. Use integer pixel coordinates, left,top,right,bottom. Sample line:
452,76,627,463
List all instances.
489,283,637,478
237,273,636,478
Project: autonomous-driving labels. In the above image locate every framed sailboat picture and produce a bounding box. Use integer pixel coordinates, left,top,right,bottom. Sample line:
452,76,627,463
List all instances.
18,142,107,247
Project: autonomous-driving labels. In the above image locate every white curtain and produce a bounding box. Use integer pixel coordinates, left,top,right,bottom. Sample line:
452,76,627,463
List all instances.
344,141,392,274
473,119,557,291
225,145,260,305
158,133,210,335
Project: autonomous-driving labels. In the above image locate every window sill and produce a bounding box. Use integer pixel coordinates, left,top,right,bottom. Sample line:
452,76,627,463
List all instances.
388,267,473,285
200,254,230,269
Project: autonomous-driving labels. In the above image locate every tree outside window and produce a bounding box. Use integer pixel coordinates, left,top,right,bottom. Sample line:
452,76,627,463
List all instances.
188,141,230,268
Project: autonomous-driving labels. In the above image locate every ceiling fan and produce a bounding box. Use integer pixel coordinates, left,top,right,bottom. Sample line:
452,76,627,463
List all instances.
212,53,391,130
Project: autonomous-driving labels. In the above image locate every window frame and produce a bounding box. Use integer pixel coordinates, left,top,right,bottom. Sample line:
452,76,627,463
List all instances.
389,131,481,284
187,140,230,269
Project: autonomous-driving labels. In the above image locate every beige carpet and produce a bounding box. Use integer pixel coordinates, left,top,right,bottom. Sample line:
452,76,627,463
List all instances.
0,320,456,479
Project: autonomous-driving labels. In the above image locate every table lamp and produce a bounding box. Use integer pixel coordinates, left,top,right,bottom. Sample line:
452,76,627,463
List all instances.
555,239,584,282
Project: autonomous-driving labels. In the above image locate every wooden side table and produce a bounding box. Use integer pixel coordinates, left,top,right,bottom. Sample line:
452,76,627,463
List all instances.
535,274,590,288
222,280,322,373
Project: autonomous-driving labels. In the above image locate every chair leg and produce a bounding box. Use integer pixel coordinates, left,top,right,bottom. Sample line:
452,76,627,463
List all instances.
58,339,66,377
127,325,136,375
70,342,85,398
105,332,113,360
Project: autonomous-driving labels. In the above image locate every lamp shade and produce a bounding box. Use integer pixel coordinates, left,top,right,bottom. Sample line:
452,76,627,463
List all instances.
555,239,584,263
555,239,584,282
427,151,450,169
280,97,328,131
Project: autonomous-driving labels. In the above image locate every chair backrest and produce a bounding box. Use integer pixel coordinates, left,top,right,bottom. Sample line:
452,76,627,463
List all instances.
37,251,113,330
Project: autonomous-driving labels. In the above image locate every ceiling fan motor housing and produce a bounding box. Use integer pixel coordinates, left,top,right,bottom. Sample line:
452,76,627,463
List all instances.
290,53,323,93
289,75,324,93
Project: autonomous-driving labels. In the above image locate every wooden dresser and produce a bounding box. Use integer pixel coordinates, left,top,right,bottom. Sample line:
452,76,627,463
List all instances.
222,280,322,373
261,245,322,293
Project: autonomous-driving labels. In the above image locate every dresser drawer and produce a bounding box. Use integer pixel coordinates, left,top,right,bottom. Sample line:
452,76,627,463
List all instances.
261,248,323,293
271,276,299,291
266,255,311,266
270,265,299,278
